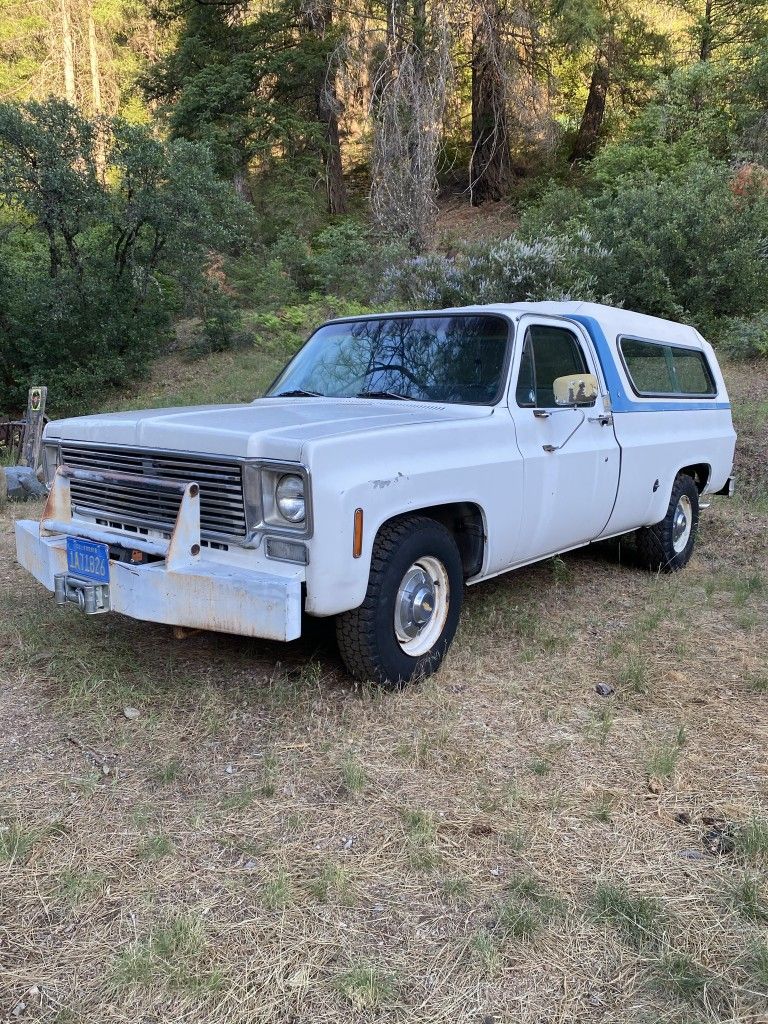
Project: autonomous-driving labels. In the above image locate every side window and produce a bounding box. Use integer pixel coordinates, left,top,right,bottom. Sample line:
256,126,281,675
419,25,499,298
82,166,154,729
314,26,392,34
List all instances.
515,336,536,406
672,348,716,395
516,325,590,408
620,338,716,397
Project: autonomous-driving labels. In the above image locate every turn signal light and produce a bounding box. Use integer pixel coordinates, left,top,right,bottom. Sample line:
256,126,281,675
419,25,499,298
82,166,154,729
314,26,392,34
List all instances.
353,508,363,558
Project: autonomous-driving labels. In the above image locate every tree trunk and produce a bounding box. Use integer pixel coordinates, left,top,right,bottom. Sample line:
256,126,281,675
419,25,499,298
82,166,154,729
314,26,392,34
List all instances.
569,47,610,162
699,0,714,60
61,0,76,104
412,0,426,52
88,9,106,180
232,167,253,204
88,12,102,113
320,93,347,215
304,0,347,215
470,0,513,205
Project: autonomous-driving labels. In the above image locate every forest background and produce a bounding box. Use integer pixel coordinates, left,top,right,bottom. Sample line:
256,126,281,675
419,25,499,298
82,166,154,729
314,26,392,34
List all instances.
0,0,767,413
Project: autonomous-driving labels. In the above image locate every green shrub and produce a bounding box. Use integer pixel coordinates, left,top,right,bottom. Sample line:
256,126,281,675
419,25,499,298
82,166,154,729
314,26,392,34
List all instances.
269,234,317,294
584,164,768,330
190,284,252,356
312,220,373,296
716,312,768,360
226,254,302,310
0,99,248,415
520,160,768,332
588,139,712,190
629,64,740,159
381,157,768,333
260,219,408,304
380,232,607,308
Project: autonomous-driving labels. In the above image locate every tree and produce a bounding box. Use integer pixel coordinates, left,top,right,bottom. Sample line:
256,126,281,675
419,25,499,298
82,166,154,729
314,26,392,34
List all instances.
0,98,248,412
0,0,157,119
144,0,348,212
61,0,76,103
552,0,669,162
369,0,452,248
301,0,347,213
676,0,768,62
470,0,514,203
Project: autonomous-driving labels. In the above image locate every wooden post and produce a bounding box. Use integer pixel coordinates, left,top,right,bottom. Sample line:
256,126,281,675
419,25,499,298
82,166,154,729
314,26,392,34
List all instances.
20,386,47,471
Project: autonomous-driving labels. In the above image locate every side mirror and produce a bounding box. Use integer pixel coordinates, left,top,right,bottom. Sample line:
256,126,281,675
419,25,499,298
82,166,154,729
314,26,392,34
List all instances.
553,373,598,407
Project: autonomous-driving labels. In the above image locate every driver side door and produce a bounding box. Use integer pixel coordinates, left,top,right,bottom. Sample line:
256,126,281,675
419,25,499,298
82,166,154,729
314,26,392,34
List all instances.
509,317,620,564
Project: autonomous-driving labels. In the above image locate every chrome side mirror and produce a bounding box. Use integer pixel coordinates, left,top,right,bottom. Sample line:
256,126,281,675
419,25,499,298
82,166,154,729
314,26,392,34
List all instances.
553,373,598,407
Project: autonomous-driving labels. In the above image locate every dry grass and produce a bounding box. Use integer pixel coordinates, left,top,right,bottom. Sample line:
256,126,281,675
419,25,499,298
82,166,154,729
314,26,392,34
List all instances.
0,361,767,1023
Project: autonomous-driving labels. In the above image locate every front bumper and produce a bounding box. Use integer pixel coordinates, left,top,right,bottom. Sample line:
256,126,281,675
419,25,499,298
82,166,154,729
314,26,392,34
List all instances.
16,520,302,641
14,464,303,641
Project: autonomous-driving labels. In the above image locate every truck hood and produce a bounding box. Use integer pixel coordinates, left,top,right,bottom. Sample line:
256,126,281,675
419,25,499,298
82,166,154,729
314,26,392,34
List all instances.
46,397,494,461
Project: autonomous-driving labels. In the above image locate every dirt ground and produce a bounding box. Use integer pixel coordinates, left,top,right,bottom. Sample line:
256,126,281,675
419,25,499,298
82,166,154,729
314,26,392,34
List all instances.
0,363,766,1024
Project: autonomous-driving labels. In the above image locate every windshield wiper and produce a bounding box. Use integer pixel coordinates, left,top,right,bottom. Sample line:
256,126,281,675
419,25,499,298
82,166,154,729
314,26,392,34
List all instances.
356,390,415,401
274,389,324,398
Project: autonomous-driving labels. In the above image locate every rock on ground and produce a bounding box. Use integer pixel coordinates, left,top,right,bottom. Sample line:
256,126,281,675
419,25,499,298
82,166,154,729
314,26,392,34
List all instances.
1,466,48,502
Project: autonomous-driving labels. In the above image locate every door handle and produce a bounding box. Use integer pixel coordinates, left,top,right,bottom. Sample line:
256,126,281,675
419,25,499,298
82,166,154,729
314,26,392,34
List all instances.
588,413,613,426
533,409,550,418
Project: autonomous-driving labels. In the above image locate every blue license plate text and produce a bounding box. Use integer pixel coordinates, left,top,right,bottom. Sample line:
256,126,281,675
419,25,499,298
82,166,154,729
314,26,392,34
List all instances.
66,538,110,584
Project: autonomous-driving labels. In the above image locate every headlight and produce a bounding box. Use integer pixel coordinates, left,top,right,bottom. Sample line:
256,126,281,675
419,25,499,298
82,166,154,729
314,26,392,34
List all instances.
275,474,305,523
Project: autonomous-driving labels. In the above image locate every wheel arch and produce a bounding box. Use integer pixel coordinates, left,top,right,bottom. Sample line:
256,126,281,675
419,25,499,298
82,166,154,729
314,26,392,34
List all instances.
678,463,711,493
377,501,486,579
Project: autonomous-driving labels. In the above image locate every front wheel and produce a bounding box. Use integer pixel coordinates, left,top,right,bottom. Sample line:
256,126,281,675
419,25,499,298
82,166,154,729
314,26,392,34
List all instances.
635,473,700,572
336,515,464,687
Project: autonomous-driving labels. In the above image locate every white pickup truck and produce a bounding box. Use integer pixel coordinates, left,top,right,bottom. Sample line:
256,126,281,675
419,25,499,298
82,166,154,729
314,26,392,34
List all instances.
15,301,735,686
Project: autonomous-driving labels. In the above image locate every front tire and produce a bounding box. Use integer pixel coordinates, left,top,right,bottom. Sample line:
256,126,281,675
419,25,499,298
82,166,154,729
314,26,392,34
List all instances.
635,473,700,572
336,515,464,687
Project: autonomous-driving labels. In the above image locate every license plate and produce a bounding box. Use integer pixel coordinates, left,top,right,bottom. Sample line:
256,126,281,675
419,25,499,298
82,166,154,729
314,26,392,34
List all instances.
66,537,110,584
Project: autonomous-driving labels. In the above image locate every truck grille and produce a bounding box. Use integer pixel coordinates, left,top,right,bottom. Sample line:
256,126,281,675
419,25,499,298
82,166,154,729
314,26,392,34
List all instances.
60,444,247,540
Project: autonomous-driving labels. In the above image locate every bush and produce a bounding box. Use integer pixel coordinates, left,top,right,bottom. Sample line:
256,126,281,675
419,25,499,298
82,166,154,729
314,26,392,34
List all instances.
716,312,768,359
226,253,302,310
520,160,768,332
236,219,410,307
379,231,608,308
312,220,374,295
0,243,169,413
587,139,711,190
188,283,253,356
584,164,768,329
380,158,768,333
629,64,740,159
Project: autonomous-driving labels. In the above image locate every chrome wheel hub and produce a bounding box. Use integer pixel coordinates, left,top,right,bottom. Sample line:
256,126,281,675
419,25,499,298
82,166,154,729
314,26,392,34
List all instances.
672,494,693,553
394,556,450,657
396,568,436,639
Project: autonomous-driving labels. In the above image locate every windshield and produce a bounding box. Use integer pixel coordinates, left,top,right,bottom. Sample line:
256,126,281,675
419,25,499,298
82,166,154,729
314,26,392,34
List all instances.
267,314,511,405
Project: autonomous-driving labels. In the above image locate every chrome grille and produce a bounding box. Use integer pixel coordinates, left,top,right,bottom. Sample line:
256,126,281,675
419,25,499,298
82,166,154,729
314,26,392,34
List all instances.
60,444,247,539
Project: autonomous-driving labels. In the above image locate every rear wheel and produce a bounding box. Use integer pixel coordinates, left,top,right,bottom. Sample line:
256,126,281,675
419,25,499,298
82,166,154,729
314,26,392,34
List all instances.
336,515,463,687
636,473,700,572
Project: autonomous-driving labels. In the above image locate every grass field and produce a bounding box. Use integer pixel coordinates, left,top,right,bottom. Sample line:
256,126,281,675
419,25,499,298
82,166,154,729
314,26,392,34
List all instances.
0,353,766,1024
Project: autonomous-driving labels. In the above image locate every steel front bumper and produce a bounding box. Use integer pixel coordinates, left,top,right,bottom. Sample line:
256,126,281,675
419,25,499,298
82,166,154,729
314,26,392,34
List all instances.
16,520,302,640
14,465,303,641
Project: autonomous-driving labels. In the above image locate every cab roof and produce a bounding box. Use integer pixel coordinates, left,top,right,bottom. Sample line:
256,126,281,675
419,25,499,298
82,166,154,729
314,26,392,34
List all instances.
444,301,707,349
328,301,707,350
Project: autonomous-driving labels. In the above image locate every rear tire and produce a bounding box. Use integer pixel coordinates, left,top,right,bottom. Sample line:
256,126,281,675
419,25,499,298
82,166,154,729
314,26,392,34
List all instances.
336,515,463,687
635,473,699,572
